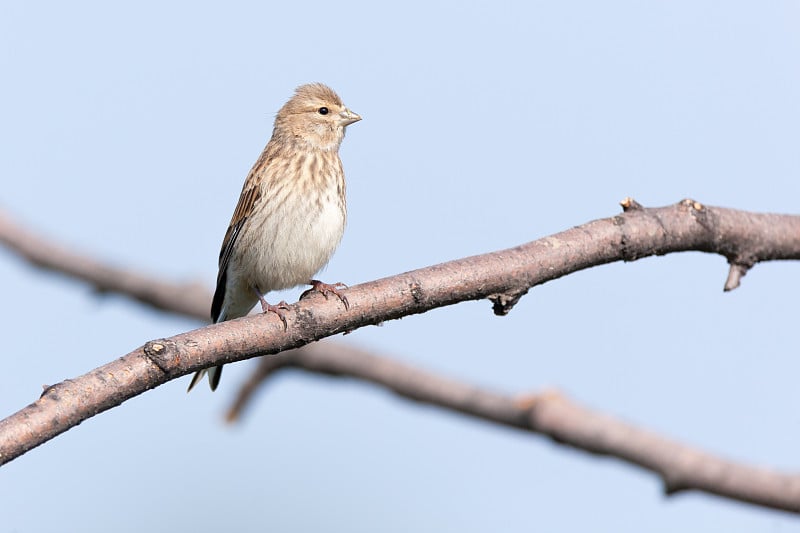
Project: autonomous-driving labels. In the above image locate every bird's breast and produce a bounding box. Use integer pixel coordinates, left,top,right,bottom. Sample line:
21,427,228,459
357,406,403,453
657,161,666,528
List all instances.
235,168,346,292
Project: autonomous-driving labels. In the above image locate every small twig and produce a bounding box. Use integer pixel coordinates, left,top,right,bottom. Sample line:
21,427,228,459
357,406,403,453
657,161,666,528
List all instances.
724,263,750,291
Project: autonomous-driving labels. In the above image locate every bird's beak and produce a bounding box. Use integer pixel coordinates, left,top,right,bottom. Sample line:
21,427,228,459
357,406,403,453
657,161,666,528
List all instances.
339,108,362,126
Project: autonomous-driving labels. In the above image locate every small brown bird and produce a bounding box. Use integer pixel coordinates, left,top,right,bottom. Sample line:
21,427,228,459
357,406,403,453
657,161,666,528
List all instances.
188,83,361,392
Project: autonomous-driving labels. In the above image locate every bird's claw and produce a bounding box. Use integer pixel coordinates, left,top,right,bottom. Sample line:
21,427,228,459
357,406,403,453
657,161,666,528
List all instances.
302,280,350,310
258,297,290,330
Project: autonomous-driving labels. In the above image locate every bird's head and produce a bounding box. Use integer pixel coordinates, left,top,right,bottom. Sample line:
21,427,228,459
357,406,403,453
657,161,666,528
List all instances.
274,83,361,151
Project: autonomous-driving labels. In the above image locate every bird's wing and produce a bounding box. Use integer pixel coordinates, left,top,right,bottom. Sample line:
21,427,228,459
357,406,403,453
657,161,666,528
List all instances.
211,174,262,322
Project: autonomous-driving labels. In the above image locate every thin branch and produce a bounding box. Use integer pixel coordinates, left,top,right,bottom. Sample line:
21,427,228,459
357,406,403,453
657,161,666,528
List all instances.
0,209,210,321
1,199,800,514
228,342,800,513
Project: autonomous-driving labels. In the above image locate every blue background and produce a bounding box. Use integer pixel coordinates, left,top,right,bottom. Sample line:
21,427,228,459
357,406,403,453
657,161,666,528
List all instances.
1,1,799,531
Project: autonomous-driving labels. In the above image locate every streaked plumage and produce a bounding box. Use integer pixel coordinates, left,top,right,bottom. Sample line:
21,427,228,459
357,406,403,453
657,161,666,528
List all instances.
189,83,360,392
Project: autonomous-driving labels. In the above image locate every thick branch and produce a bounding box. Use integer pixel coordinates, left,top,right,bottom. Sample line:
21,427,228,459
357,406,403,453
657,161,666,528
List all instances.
1,199,799,513
2,200,799,324
228,342,800,513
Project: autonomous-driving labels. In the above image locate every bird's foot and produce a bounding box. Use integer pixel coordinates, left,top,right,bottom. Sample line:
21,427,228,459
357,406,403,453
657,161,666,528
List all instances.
301,280,350,310
256,294,290,330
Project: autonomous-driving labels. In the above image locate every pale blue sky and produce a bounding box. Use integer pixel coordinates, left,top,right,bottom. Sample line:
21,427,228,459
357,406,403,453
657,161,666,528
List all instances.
1,1,799,531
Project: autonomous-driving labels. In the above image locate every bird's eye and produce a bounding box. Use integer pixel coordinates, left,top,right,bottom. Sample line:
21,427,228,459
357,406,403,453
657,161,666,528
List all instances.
318,107,329,115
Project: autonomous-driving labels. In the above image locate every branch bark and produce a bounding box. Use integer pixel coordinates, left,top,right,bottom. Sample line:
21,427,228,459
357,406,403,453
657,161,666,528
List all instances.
1,199,800,513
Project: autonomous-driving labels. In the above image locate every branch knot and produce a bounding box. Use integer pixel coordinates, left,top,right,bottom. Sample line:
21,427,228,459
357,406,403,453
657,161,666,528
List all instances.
489,287,529,315
143,339,179,374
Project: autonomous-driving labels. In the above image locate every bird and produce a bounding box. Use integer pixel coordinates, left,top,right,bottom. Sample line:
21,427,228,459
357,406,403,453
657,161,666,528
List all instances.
188,83,361,392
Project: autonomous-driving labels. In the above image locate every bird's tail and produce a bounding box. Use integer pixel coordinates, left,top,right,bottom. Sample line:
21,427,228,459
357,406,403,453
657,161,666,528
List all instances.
188,290,232,392
187,365,222,392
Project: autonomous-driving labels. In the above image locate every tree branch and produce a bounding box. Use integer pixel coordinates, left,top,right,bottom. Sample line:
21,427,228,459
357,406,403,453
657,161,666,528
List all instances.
0,209,210,321
3,198,798,323
1,199,799,513
227,341,800,513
